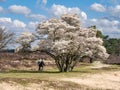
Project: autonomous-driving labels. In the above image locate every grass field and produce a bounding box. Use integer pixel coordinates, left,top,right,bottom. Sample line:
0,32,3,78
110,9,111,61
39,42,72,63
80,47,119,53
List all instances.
0,63,120,90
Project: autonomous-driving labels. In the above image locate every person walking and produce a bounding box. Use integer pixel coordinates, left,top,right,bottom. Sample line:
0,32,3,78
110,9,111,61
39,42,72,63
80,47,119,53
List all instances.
37,58,45,71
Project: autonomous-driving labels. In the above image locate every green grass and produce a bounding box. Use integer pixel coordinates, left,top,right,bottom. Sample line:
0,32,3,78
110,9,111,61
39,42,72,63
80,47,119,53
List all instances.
0,64,119,79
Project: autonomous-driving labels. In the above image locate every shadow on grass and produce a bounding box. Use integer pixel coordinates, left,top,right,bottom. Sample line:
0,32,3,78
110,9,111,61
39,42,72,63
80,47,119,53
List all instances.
71,70,92,73
1,65,119,74
0,70,92,74
0,70,61,74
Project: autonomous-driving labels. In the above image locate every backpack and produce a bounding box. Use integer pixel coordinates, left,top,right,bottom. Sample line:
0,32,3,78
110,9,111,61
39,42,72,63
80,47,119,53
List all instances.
37,59,42,65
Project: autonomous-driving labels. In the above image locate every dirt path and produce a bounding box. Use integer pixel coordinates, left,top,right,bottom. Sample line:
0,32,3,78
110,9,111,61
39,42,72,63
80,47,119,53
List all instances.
0,82,52,90
0,62,119,90
0,71,120,90
61,71,120,90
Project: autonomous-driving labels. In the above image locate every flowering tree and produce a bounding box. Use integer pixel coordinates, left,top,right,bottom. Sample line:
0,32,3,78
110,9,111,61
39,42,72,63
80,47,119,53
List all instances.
36,14,109,72
15,32,34,53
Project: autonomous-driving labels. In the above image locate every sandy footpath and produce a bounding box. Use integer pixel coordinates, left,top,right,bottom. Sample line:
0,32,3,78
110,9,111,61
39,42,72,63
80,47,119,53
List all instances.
0,71,120,90
0,82,54,90
61,71,120,90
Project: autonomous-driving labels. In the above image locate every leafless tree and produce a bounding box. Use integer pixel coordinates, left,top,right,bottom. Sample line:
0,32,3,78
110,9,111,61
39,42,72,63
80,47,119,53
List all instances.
0,26,14,50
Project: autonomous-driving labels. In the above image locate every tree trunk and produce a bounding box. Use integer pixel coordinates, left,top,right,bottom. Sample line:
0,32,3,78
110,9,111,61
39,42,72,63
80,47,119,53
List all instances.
42,50,79,72
55,56,79,72
55,60,68,72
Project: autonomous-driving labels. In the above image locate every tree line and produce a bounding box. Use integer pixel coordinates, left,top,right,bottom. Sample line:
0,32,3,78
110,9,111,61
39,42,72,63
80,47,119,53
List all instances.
90,25,120,56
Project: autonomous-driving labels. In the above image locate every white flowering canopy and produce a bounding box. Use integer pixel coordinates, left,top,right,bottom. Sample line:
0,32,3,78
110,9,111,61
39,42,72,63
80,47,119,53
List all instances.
37,14,109,60
16,32,34,52
36,14,109,72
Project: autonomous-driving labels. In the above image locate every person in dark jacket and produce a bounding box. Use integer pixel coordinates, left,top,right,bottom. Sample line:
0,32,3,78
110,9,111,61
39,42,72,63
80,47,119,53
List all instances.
37,58,45,71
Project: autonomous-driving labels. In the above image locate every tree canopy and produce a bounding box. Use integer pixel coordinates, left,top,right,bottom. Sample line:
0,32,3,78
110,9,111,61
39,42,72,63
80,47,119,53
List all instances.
103,36,120,56
36,14,109,72
15,32,35,53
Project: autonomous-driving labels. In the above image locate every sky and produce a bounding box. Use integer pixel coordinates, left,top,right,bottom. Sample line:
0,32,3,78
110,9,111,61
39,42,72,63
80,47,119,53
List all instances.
0,0,120,38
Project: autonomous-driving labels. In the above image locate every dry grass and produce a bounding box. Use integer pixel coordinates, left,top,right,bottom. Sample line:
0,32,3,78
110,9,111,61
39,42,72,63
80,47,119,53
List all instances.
0,53,120,89
0,63,120,90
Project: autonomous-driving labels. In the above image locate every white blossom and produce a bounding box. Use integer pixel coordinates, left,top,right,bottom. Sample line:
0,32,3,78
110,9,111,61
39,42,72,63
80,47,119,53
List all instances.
37,14,109,61
16,32,35,52
16,32,34,45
